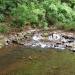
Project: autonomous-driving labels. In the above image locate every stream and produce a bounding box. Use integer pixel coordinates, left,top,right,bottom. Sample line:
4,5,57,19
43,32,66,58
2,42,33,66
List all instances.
1,29,75,74
5,29,75,51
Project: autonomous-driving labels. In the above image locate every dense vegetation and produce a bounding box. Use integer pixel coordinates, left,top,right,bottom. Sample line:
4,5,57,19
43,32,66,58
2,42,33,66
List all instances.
0,0,75,32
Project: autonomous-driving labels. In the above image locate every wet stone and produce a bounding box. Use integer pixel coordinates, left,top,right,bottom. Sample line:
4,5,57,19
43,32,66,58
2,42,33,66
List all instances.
3,29,75,51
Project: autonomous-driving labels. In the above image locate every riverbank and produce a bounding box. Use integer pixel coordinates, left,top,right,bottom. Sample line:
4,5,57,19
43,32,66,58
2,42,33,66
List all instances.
1,28,75,51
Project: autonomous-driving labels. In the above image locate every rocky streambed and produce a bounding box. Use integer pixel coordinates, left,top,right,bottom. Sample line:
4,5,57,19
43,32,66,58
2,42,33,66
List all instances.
1,29,75,51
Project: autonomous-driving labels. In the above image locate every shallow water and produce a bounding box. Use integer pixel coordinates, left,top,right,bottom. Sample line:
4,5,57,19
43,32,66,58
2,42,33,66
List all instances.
0,46,48,69
0,46,75,75
6,30,75,51
0,46,66,70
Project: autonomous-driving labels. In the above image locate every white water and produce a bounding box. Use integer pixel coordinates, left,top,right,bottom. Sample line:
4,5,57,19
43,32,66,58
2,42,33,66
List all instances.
5,30,75,51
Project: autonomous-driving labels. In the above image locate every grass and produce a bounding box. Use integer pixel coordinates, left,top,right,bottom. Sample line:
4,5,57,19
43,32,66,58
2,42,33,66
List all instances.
0,47,75,75
56,22,75,31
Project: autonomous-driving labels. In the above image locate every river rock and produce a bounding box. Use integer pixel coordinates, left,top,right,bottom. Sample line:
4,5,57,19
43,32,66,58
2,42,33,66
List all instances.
0,35,6,48
32,33,43,41
1,29,75,51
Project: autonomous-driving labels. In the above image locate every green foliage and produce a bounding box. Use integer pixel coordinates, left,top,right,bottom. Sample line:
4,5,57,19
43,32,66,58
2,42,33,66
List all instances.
0,0,24,22
61,0,75,8
45,2,74,23
0,0,75,30
0,14,5,22
56,22,75,31
11,2,46,28
0,23,8,33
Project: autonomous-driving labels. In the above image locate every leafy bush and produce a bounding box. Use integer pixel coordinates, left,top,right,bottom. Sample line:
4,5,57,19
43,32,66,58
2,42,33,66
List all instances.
0,0,75,31
0,0,23,14
11,2,46,28
11,4,31,27
0,14,5,22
